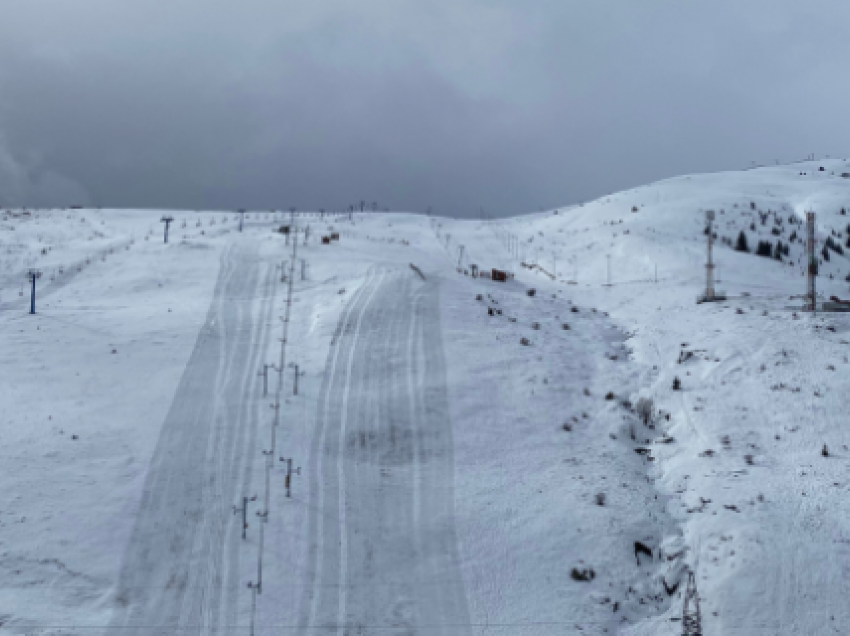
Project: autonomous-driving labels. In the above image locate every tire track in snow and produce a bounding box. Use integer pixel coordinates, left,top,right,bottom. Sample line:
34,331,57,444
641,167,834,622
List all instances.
343,274,416,631
416,277,471,634
189,258,276,633
298,268,470,634
105,242,275,635
343,283,392,631
298,267,382,630
335,270,387,631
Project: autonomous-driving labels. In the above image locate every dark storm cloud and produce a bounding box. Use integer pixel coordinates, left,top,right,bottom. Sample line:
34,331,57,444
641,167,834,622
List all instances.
0,0,848,215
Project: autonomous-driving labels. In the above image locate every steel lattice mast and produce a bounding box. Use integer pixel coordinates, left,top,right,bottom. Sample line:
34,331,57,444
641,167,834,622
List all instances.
806,211,817,311
704,210,715,301
682,570,702,636
697,210,724,303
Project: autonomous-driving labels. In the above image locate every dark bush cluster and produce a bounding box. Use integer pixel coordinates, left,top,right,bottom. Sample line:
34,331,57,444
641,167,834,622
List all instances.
571,567,596,582
825,236,844,255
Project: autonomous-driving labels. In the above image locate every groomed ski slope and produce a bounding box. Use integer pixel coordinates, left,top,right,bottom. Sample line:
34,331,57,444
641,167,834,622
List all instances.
1,159,849,635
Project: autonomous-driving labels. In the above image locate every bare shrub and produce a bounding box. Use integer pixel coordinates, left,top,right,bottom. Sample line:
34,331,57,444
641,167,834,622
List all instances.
635,397,654,424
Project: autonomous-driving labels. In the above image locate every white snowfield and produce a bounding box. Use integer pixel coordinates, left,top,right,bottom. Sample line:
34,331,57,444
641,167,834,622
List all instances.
1,160,850,636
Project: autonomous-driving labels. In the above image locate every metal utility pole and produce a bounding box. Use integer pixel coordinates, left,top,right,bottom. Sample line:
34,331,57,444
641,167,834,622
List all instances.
233,495,256,540
279,457,301,498
160,215,174,243
258,363,276,397
27,269,42,314
806,211,817,312
681,570,702,635
705,210,715,300
238,209,246,232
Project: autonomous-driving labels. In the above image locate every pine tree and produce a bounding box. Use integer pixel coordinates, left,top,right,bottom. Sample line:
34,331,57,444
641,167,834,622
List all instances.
826,236,844,255
735,231,750,252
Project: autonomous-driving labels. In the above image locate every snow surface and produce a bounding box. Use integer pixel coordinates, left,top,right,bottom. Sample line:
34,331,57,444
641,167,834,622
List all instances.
2,161,850,635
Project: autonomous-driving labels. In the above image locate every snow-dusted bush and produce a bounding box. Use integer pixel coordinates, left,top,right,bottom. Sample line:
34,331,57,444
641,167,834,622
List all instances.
636,397,654,424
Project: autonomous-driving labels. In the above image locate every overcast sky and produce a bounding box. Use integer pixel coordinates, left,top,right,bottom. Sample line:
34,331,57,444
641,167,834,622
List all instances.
0,0,848,216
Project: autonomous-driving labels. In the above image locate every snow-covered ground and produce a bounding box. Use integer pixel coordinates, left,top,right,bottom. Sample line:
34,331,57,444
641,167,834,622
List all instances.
2,160,850,635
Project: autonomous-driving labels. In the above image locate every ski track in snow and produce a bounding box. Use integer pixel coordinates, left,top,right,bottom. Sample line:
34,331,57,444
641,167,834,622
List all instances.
106,242,277,635
298,266,471,634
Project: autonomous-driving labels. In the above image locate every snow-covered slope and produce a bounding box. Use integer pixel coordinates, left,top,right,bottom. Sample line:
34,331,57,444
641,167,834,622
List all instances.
2,160,850,636
432,158,850,634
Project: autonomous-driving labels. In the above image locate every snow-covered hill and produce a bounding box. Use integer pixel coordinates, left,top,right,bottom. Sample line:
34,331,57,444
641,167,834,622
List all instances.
433,158,850,634
2,160,850,635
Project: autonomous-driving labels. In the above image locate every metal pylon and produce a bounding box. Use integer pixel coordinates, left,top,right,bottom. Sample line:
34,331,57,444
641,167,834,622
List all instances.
682,570,702,635
704,210,715,301
806,211,817,311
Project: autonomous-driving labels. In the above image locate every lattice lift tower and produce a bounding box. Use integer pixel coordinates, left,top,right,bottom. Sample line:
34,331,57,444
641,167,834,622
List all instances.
697,210,725,303
806,211,817,311
681,570,702,635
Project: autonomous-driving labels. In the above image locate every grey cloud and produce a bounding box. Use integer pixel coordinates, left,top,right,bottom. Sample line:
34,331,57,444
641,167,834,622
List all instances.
0,0,848,216
0,135,92,207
